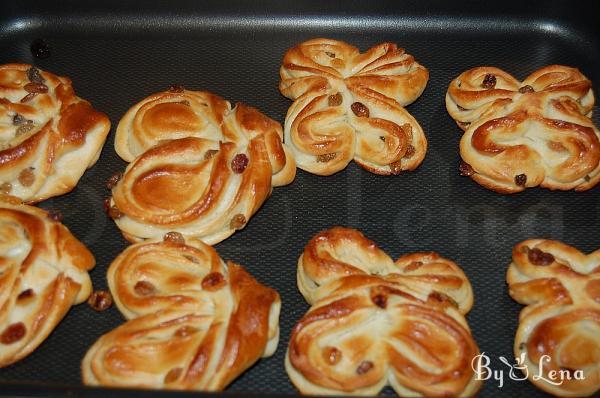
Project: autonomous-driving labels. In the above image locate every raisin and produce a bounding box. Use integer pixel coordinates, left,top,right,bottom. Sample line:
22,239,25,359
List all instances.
18,168,35,187
0,323,26,344
323,347,342,365
325,51,336,58
356,361,374,375
379,136,385,142
26,67,45,84
103,198,111,213
20,93,37,103
481,74,496,89
459,162,474,176
584,175,591,182
17,289,34,301
0,182,12,194
204,149,218,160
164,367,183,383
528,248,555,266
201,272,226,291
351,102,369,118
24,83,48,94
134,281,156,296
316,153,336,163
371,294,387,309
230,214,246,230
403,144,415,159
88,291,112,311
519,85,534,94
163,231,185,244
231,153,249,173
47,209,63,222
108,206,124,220
515,174,527,187
168,84,185,93
105,172,123,190
389,161,402,175
328,93,342,106
30,39,51,59
12,113,25,125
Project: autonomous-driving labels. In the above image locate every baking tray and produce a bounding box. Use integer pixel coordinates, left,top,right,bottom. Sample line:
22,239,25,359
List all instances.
1,1,599,397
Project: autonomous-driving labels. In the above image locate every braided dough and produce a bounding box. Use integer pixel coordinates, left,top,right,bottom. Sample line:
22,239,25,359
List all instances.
0,197,94,367
110,89,295,244
0,64,110,203
280,38,428,175
446,65,600,193
287,227,481,397
82,236,280,391
507,240,600,397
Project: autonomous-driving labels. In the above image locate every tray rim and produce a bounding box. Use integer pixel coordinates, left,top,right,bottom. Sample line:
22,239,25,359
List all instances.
1,0,599,397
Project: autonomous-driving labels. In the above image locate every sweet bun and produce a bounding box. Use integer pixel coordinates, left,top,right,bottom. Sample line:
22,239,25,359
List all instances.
280,39,428,175
446,65,599,193
0,64,110,203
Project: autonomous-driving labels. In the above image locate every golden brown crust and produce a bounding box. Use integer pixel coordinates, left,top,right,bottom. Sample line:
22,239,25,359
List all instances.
81,237,280,391
280,38,428,175
287,227,480,397
446,65,600,193
0,200,94,368
507,239,600,397
111,90,295,244
0,64,111,203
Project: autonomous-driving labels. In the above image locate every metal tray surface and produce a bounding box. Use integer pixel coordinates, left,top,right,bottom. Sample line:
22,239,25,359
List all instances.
1,1,599,397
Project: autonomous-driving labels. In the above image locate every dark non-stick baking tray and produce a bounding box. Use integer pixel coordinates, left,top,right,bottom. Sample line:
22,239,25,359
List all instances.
1,1,599,397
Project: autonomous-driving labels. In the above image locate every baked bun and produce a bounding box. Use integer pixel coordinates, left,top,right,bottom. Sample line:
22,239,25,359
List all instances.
82,234,280,391
109,89,295,244
287,227,481,397
0,64,110,203
0,197,94,367
446,65,599,193
507,239,600,397
280,38,428,175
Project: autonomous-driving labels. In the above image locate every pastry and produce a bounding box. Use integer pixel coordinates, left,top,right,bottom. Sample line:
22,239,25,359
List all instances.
0,64,111,203
279,38,428,175
109,88,295,244
507,239,600,397
446,65,600,193
0,196,94,367
286,227,481,397
82,233,280,391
